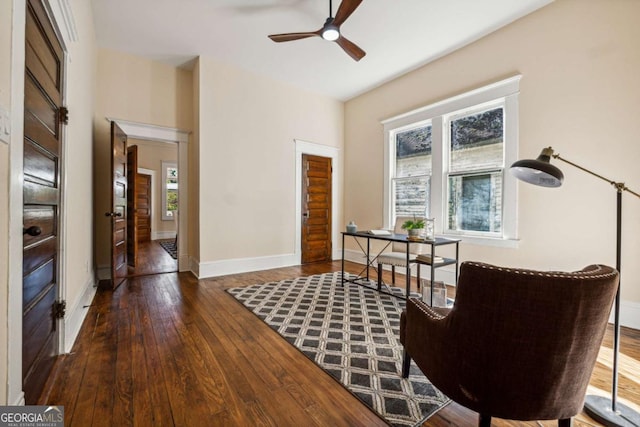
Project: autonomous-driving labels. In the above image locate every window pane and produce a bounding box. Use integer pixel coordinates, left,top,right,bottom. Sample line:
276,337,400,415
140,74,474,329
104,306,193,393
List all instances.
394,176,430,218
395,125,432,178
166,189,178,216
167,166,178,184
448,172,502,233
450,107,503,172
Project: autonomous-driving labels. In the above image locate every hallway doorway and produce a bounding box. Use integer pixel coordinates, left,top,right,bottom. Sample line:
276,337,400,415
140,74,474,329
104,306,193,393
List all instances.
126,138,178,277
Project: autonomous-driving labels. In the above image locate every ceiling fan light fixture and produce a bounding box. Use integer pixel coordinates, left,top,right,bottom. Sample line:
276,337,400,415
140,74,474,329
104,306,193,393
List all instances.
322,25,340,41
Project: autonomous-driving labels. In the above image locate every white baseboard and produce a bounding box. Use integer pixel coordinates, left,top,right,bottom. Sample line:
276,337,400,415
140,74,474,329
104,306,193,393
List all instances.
64,276,97,352
152,231,176,240
197,253,298,279
12,392,25,406
342,249,457,286
610,300,640,331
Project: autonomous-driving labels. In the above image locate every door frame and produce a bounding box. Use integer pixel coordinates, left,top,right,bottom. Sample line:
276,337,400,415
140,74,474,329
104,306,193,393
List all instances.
294,139,341,264
8,0,75,405
107,118,190,272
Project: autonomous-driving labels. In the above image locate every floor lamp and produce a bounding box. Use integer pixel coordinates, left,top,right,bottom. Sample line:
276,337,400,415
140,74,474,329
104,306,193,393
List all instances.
510,147,640,427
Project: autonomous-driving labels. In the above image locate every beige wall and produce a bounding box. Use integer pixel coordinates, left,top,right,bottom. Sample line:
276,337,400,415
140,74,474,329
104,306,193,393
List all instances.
130,139,178,237
196,57,344,267
62,0,98,352
94,49,193,272
345,0,640,308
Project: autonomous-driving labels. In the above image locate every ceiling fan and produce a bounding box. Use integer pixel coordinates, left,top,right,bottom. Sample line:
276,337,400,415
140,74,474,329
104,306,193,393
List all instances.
267,0,366,61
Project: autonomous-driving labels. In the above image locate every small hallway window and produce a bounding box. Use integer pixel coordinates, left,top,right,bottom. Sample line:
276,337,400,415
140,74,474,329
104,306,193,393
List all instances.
162,161,178,221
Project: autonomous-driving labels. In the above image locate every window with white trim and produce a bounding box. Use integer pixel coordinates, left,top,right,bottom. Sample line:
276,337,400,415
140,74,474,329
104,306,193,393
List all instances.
383,76,520,245
162,161,178,221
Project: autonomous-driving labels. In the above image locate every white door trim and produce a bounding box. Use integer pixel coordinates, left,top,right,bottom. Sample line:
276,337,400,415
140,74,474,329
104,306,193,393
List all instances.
294,139,342,264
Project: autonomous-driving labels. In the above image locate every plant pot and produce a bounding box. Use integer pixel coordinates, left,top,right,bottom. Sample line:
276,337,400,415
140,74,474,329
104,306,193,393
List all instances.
407,228,424,238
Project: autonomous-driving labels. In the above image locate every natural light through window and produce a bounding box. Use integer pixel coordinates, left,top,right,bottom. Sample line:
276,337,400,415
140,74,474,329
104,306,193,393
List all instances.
382,76,521,246
162,161,178,221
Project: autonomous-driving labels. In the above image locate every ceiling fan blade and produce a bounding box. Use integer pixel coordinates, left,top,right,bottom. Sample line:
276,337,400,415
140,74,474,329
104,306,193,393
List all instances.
333,0,363,27
336,36,366,61
268,31,320,42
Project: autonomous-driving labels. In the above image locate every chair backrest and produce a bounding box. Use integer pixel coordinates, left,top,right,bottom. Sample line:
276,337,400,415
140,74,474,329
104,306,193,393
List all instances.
428,261,619,421
392,216,427,254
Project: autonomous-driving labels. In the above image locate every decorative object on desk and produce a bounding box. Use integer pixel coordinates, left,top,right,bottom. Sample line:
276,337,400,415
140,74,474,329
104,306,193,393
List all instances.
377,216,429,290
227,271,450,427
421,279,447,307
401,215,425,238
424,218,435,240
416,254,444,264
510,146,640,427
346,220,357,233
368,229,391,235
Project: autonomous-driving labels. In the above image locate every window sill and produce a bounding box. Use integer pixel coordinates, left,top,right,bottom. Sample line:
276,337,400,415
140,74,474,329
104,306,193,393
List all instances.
440,234,519,249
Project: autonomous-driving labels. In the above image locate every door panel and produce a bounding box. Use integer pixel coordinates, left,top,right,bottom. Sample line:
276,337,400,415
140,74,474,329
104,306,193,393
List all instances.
23,0,64,404
110,122,128,287
127,146,138,267
24,78,58,135
301,154,332,264
137,174,151,242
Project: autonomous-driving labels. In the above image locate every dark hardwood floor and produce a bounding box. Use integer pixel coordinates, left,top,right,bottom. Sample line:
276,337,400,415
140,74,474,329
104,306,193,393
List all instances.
42,261,640,426
127,239,177,277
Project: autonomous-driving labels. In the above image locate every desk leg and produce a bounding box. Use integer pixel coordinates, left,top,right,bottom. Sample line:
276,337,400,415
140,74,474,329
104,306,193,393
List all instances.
455,241,460,286
430,242,435,307
366,238,370,281
406,242,411,300
341,233,345,286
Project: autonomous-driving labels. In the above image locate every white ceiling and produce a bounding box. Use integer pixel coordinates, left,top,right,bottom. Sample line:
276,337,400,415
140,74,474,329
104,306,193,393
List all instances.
91,0,553,101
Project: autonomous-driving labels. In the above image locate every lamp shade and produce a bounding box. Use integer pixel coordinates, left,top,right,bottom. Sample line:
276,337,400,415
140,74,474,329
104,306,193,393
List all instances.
510,148,564,188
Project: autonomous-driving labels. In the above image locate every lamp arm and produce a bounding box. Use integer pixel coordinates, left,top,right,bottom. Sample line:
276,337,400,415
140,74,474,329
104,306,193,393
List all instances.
552,152,640,198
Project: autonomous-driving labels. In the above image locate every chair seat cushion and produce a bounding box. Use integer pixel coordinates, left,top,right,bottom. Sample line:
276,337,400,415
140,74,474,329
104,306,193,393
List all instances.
377,252,417,267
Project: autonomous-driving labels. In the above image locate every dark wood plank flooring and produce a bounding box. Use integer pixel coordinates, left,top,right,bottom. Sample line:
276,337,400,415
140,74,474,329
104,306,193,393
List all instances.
42,261,640,426
127,239,177,277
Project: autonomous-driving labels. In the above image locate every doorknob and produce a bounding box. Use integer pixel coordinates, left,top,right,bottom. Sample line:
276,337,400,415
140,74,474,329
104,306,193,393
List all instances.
104,212,122,217
23,225,42,236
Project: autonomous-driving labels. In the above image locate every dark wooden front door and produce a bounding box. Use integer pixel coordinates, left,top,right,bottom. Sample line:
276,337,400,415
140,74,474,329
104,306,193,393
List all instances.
109,122,128,288
137,174,151,243
22,0,65,404
301,154,332,263
126,145,138,267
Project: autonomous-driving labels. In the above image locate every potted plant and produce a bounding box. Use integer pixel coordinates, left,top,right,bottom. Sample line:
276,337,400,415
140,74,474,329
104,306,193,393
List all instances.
401,216,425,238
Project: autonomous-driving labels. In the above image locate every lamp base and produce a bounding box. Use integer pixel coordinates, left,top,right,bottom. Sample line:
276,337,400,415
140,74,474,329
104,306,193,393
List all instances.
584,395,640,427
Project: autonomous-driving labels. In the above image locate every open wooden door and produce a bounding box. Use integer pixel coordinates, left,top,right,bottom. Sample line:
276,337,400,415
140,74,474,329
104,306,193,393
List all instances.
126,145,138,267
301,154,332,263
22,0,66,403
107,122,128,288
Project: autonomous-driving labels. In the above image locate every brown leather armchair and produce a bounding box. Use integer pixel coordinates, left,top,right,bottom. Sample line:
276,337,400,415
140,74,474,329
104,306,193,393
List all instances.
400,261,619,427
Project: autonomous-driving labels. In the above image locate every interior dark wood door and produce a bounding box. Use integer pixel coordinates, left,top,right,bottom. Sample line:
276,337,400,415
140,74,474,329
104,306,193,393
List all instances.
126,145,138,267
109,122,128,288
137,174,151,243
301,154,332,264
22,0,65,404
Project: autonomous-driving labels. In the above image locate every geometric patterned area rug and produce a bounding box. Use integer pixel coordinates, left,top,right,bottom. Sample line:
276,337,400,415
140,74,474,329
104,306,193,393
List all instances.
157,239,177,259
227,271,450,427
